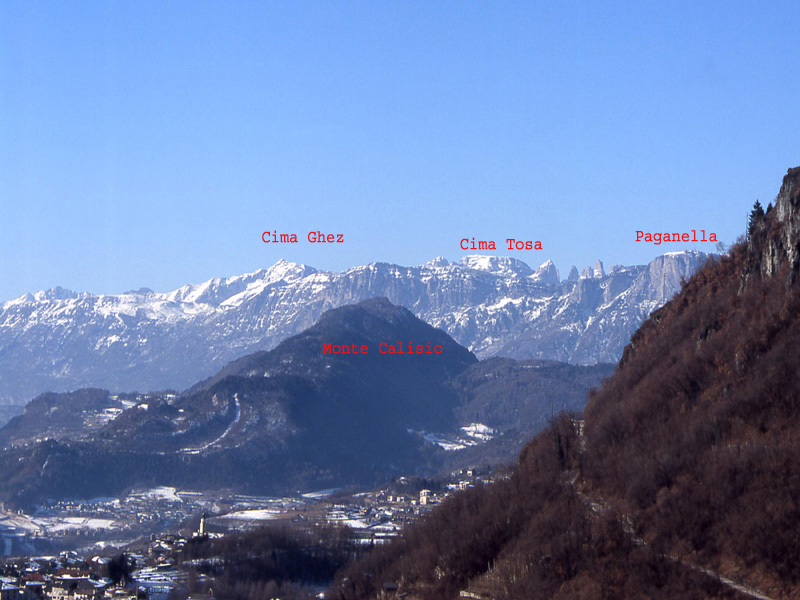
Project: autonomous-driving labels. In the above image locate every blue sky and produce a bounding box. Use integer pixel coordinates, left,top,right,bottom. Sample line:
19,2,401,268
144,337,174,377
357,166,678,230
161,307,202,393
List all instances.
1,2,798,301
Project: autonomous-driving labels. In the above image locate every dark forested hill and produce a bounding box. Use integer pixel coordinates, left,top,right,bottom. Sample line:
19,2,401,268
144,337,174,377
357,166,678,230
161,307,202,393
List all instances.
330,167,800,600
0,298,611,509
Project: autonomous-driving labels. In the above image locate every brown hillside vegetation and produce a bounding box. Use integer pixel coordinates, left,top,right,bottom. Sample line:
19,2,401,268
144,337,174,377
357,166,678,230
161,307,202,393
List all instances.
332,416,748,600
584,169,800,597
330,167,800,600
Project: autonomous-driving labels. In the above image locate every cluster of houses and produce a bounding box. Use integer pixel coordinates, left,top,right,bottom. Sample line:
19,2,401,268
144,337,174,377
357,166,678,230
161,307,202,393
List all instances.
0,469,490,599
0,554,137,600
0,537,199,600
322,469,486,544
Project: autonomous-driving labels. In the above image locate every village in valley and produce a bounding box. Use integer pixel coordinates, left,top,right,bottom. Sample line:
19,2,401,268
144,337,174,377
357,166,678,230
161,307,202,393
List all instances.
0,468,489,599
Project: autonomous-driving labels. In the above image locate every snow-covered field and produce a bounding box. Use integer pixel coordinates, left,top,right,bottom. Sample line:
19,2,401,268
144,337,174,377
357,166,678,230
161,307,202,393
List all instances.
215,508,282,521
419,422,496,451
127,487,183,503
32,517,119,533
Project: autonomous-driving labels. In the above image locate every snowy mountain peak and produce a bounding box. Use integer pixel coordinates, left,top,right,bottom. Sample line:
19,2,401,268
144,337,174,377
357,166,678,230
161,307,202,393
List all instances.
32,287,84,302
423,257,450,269
578,261,607,279
164,260,317,307
458,255,534,277
594,260,606,278
3,287,89,309
166,276,232,306
567,266,580,282
4,293,35,308
262,259,317,283
531,260,560,286
124,287,156,296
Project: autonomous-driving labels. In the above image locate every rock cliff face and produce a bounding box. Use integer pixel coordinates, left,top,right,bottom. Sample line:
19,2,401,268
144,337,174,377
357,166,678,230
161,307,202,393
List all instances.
0,251,708,405
758,166,800,279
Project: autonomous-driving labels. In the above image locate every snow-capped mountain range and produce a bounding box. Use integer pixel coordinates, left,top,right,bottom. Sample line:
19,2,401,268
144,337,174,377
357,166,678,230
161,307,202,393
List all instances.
0,251,708,405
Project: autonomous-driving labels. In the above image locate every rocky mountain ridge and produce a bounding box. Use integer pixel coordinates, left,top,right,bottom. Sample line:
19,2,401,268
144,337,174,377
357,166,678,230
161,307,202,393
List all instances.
0,298,612,508
0,251,707,405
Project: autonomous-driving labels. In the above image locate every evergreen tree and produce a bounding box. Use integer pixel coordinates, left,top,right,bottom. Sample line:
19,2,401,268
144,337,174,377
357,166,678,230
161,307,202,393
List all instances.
747,200,765,240
107,553,133,586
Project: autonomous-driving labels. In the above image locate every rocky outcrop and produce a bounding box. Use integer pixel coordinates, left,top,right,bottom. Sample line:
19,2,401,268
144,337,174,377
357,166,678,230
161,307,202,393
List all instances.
759,166,800,279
